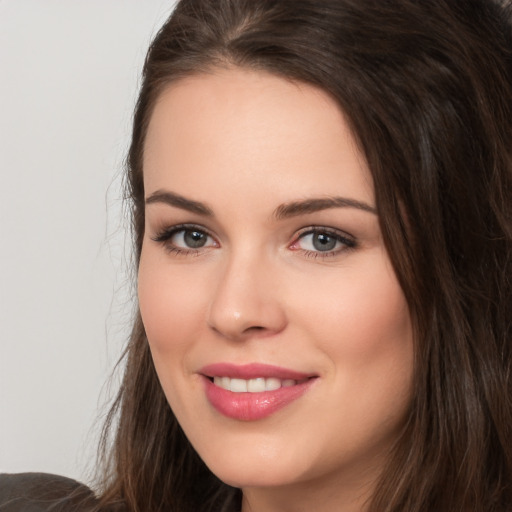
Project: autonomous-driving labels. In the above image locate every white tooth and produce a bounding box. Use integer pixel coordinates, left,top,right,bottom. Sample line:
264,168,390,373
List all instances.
282,379,296,387
213,376,223,387
265,377,282,391
247,378,266,393
230,378,248,393
221,377,230,390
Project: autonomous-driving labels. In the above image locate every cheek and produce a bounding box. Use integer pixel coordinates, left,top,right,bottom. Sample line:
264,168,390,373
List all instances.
295,252,412,360
137,250,212,421
137,249,210,355
292,251,414,432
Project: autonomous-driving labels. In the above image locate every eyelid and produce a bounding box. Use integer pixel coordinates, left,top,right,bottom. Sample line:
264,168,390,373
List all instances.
289,226,356,256
150,223,219,254
149,223,356,258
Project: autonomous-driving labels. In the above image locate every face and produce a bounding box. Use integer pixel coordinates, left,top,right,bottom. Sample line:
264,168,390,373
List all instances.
139,68,413,506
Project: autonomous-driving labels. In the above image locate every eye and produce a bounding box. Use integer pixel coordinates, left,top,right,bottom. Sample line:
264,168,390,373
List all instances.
290,228,356,257
151,224,218,254
173,229,212,249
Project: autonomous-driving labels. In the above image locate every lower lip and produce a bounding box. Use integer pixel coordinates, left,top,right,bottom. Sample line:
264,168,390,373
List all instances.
202,377,316,421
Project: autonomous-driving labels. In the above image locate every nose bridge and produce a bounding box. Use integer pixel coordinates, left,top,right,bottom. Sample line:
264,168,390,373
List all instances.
207,246,286,339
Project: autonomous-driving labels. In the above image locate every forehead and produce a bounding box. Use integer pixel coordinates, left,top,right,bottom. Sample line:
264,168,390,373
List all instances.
143,68,374,208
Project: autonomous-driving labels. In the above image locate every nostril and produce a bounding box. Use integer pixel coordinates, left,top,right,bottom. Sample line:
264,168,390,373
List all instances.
242,325,266,335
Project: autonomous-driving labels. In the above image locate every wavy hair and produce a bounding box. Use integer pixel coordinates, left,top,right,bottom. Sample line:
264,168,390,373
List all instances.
95,1,512,510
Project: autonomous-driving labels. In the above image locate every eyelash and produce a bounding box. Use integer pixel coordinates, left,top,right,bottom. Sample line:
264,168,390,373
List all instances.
150,223,217,256
290,227,356,259
150,224,357,259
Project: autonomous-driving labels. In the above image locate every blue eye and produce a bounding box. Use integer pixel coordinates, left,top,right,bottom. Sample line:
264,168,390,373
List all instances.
292,228,356,256
172,229,212,249
300,232,341,252
152,225,217,253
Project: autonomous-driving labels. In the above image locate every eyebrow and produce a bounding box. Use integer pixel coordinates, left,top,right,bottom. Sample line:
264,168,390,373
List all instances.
145,190,214,216
145,189,377,218
274,197,377,219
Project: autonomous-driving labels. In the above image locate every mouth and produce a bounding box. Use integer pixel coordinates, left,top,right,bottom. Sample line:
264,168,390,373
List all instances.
200,363,318,421
209,375,310,393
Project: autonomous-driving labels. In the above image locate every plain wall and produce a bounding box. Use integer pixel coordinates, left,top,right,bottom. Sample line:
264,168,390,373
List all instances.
0,0,177,483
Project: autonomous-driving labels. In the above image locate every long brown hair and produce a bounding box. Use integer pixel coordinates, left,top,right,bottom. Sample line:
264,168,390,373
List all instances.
95,1,512,510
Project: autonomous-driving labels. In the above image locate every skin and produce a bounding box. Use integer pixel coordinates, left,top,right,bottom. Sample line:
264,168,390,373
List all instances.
138,68,414,512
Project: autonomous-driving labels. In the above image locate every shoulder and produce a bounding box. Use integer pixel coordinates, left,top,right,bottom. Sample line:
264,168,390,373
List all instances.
0,473,97,511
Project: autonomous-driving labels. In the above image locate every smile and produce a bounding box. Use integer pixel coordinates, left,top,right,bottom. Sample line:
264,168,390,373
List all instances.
200,363,317,421
212,376,306,393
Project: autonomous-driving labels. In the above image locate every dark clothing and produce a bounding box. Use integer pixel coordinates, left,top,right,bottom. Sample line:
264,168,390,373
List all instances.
0,473,97,511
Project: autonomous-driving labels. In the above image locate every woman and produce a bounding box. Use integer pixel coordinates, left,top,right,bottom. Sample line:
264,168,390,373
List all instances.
1,0,511,511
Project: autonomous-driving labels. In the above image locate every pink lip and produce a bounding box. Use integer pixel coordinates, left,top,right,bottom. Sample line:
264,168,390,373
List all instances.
200,362,314,380
200,363,317,421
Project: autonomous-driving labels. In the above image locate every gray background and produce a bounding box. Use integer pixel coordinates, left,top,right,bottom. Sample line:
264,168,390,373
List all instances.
0,0,177,482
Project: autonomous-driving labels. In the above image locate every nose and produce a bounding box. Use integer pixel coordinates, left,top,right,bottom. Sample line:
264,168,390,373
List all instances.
206,251,287,341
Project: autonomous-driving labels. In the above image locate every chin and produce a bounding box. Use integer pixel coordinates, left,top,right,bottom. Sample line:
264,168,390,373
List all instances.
194,437,317,489
209,461,305,489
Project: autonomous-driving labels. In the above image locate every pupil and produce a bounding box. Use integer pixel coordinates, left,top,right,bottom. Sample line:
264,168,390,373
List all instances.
184,230,206,248
313,233,336,251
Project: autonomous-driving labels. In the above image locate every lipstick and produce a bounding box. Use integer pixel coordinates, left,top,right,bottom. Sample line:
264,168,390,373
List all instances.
200,363,317,421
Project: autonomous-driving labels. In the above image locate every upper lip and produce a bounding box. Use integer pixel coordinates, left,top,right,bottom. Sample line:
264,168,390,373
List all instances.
200,362,316,380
